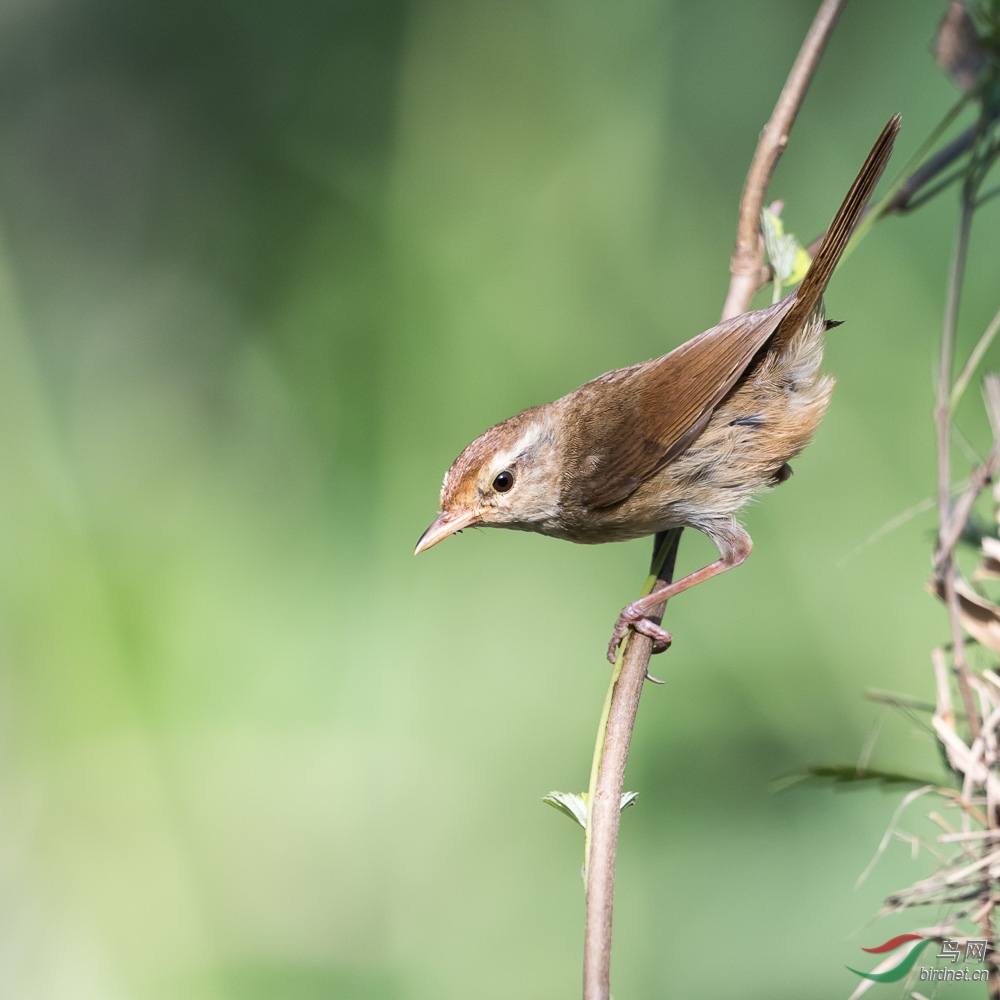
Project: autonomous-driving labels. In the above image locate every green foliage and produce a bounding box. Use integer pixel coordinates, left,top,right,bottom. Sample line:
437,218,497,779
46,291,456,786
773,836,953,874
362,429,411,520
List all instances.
543,790,638,829
761,205,811,300
775,765,945,792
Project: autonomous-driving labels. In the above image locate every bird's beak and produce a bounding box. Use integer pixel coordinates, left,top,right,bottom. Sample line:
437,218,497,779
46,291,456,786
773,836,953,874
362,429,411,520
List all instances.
414,509,480,554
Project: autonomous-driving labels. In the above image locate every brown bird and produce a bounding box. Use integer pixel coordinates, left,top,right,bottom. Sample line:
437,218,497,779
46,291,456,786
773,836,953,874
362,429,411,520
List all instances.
416,116,900,663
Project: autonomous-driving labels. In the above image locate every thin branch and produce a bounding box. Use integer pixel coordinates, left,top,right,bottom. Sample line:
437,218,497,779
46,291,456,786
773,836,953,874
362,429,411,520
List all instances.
984,373,1000,440
934,435,1000,567
893,166,965,214
978,182,1000,207
880,119,976,214
986,907,1000,1000
845,92,973,250
936,460,1000,565
935,168,981,743
951,305,1000,413
583,531,680,1000
582,535,676,880
721,0,848,320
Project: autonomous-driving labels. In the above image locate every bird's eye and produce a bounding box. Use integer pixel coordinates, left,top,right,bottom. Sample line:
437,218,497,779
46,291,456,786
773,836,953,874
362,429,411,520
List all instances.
492,470,515,493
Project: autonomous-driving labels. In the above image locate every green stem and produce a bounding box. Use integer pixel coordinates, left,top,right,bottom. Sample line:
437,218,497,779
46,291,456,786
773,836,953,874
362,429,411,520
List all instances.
582,530,677,882
845,92,973,258
977,182,1000,207
934,113,983,744
951,304,1000,413
945,95,1000,412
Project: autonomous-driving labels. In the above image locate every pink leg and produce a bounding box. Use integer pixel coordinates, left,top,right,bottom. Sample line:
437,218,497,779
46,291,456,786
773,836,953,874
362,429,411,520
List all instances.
606,532,752,663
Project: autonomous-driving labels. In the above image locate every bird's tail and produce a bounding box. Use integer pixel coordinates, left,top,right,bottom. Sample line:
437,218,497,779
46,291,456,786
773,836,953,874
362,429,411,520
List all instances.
772,114,900,349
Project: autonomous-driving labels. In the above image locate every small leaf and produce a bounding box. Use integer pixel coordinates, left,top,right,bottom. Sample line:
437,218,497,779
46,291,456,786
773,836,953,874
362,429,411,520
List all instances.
761,202,809,289
975,535,1000,579
542,790,639,829
543,791,588,828
761,205,794,283
787,245,812,286
931,575,1000,651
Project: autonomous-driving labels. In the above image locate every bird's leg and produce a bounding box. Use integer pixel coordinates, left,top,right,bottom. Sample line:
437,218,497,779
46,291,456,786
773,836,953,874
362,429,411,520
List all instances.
606,524,752,663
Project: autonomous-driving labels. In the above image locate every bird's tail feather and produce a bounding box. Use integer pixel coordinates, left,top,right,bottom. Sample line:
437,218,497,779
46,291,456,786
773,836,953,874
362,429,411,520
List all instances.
772,114,900,349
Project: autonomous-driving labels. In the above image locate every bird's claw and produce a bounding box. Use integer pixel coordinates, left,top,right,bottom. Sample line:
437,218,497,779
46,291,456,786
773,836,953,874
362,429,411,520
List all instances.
606,603,673,663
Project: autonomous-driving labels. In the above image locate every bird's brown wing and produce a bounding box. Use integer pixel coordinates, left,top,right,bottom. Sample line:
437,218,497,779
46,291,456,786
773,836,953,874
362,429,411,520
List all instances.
566,115,901,512
566,297,794,510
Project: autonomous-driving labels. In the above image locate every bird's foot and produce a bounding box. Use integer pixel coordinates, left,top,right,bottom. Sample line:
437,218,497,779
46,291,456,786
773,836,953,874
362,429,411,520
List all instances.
606,602,673,664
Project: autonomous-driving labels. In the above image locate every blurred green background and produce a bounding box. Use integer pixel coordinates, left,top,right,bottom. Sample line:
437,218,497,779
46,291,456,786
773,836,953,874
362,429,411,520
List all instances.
1,0,998,997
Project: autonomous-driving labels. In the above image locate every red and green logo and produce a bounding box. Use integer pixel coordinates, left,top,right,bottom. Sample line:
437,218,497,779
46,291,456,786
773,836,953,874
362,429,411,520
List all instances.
848,934,933,983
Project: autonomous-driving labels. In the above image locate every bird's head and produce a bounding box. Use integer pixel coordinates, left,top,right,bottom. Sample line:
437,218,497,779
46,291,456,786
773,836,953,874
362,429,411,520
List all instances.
414,406,562,553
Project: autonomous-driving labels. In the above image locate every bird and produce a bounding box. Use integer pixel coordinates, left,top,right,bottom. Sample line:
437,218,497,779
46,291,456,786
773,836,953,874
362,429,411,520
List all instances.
415,116,900,663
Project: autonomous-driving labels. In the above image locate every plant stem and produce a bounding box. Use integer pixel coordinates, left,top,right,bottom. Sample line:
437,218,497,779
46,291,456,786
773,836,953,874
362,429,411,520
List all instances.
582,532,676,882
583,530,680,1000
935,156,981,743
951,304,1000,413
847,91,973,251
721,0,848,320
